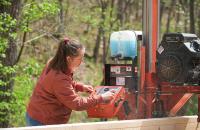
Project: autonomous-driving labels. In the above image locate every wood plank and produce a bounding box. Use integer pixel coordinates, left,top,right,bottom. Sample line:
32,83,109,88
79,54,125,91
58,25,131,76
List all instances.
1,116,198,130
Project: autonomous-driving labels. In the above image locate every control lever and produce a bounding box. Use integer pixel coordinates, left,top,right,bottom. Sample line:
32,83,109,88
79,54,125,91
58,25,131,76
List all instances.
123,101,131,116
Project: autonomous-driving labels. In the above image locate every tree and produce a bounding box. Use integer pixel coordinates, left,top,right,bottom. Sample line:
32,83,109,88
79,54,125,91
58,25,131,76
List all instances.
56,0,65,37
93,0,108,63
0,0,21,127
189,0,195,33
198,0,200,36
166,0,176,33
0,0,59,127
179,0,189,33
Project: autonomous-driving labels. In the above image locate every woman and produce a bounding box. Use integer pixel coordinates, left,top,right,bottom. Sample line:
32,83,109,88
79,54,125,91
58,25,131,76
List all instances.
26,38,114,126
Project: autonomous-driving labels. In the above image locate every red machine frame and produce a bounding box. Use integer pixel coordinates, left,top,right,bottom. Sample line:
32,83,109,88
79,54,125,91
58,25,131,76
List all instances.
115,0,200,121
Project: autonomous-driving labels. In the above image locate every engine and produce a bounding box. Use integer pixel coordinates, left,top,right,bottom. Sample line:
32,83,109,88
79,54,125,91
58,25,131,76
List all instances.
157,33,200,85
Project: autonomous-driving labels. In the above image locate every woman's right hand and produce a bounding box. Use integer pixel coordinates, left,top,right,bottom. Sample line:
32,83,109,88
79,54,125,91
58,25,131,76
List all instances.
101,91,115,102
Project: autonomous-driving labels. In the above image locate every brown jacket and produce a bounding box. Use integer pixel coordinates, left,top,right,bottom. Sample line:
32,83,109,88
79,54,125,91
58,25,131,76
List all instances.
27,64,102,125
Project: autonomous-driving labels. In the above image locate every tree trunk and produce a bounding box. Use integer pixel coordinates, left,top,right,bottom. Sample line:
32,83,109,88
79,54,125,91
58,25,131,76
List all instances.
134,0,139,20
189,0,195,33
198,9,200,36
93,0,107,63
166,0,176,33
124,0,131,24
0,0,21,128
184,17,188,32
57,0,65,35
102,33,106,64
175,5,180,30
105,0,115,59
93,27,102,63
117,0,126,27
179,0,189,32
160,1,165,24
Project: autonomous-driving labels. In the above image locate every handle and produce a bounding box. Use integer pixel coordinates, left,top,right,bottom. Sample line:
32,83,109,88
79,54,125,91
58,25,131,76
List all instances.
114,98,123,107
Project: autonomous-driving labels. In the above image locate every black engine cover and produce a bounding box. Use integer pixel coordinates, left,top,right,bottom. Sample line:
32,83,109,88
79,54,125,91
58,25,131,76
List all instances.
157,33,200,85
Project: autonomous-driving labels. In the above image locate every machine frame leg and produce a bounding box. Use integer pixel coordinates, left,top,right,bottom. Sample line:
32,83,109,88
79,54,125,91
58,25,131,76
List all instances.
198,95,200,122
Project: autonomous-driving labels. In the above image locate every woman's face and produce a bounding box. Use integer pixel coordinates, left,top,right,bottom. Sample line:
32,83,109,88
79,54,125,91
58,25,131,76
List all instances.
67,48,85,72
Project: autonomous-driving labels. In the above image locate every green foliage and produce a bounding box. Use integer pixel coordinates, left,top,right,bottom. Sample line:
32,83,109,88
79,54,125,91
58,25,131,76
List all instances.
0,10,17,127
10,58,43,127
22,59,43,76
0,13,16,54
20,0,59,32
184,95,198,115
0,13,16,33
0,0,11,6
0,12,17,124
0,0,59,127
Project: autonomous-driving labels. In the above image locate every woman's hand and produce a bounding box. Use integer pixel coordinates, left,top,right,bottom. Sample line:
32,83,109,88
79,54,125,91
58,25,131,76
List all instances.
82,85,94,93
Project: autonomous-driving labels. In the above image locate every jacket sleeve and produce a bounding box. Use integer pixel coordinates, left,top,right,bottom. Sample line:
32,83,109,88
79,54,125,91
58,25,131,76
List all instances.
53,78,103,111
72,81,84,92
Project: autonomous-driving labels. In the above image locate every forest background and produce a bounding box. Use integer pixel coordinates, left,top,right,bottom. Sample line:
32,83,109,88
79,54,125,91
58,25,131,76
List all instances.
0,0,199,128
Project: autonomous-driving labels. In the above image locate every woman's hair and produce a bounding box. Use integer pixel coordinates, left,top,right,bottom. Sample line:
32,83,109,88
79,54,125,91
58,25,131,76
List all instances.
47,38,84,74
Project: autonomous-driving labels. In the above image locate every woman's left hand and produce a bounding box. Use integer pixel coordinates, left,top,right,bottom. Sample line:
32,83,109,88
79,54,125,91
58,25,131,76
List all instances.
82,85,94,93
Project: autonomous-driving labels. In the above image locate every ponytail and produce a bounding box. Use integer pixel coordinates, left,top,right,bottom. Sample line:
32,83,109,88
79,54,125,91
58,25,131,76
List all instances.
46,38,84,74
